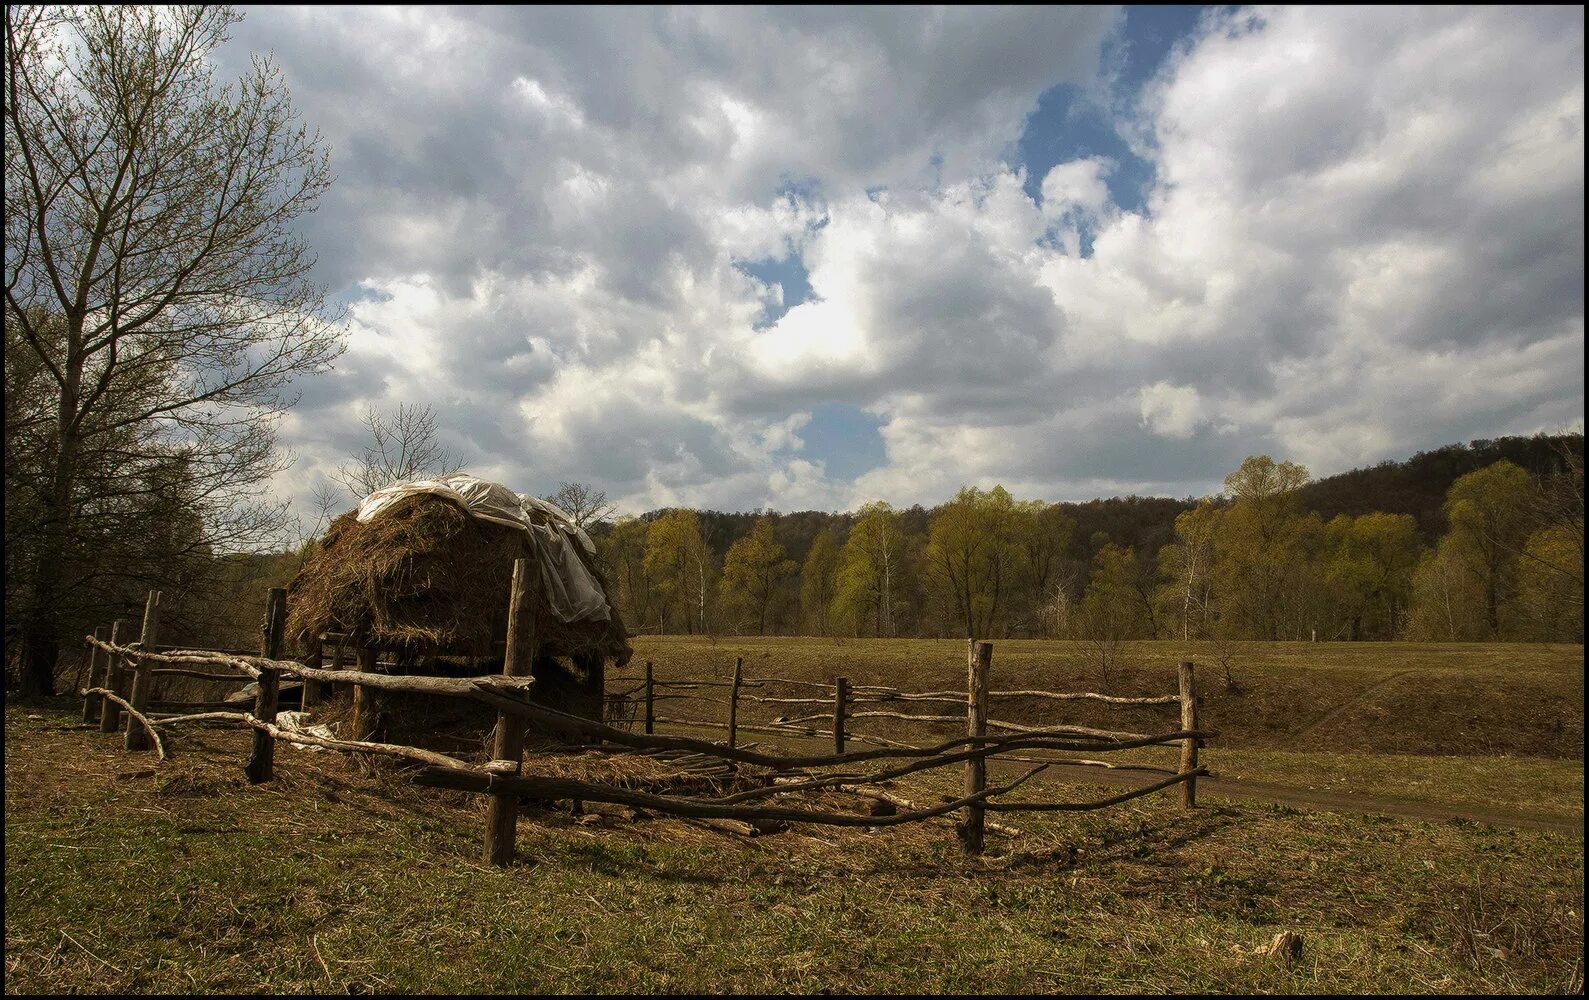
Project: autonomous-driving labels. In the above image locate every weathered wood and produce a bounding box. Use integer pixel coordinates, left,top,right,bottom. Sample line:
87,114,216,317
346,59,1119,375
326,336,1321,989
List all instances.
960,640,992,855
125,592,162,751
301,633,326,708
728,657,743,749
85,636,261,679
839,786,1024,837
240,715,473,770
245,588,287,783
86,688,167,759
485,558,538,867
81,625,108,722
148,667,258,682
351,647,379,741
644,660,655,735
1179,660,1199,809
852,688,1180,707
472,685,1213,770
833,676,849,754
418,762,1051,828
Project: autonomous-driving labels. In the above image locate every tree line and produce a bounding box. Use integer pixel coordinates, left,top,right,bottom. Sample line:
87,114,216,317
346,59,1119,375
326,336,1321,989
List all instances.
593,442,1584,646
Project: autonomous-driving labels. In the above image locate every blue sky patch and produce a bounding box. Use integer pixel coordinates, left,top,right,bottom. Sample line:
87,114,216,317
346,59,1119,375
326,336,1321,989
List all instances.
795,402,888,483
1015,6,1206,219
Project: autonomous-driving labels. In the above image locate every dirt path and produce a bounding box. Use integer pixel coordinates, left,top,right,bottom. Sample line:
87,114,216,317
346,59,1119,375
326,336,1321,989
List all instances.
991,759,1585,836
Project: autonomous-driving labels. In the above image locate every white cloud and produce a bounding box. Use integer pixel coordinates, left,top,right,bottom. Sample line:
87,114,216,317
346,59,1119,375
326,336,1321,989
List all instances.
1138,382,1207,439
232,6,1582,522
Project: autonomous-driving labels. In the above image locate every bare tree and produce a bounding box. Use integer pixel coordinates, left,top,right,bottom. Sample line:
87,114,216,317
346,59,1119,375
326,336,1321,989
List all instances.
544,480,617,528
4,6,343,693
335,403,461,499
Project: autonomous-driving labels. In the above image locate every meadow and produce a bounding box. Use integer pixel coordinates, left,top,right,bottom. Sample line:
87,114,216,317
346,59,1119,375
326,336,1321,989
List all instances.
4,639,1583,993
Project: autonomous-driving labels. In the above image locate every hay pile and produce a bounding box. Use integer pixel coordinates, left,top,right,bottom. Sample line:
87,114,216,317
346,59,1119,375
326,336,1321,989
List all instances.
285,493,631,664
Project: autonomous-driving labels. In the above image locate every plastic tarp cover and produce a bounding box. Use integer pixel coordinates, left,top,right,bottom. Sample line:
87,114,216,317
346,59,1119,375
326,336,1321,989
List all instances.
355,473,611,624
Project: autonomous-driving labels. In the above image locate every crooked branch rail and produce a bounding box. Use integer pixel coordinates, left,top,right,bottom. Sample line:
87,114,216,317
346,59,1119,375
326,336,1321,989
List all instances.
76,580,1214,866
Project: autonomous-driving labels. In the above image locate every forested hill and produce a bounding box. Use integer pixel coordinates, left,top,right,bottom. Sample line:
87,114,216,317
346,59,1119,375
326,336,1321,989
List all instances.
1299,435,1585,540
655,433,1583,566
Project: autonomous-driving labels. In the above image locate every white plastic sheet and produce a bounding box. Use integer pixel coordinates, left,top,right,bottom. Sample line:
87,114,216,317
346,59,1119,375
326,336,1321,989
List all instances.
355,473,611,624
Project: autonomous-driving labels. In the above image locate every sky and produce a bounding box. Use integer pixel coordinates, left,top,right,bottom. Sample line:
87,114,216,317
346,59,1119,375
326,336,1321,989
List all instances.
217,5,1586,519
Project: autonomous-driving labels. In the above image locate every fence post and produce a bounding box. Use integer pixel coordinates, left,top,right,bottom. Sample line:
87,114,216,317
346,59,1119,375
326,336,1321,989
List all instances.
960,640,992,855
727,657,743,749
484,557,539,867
1178,660,1199,809
99,619,131,733
302,632,326,709
352,647,378,741
124,591,162,751
81,625,108,722
833,676,848,754
245,588,287,783
644,660,655,735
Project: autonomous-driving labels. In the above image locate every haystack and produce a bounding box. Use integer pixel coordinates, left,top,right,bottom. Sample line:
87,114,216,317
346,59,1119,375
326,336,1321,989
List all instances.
285,478,631,668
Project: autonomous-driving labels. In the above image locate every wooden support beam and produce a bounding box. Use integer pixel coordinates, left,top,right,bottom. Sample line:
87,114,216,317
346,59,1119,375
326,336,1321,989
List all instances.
484,557,538,867
301,633,326,709
728,657,743,749
124,592,162,751
1179,660,1200,809
98,619,131,733
245,588,287,783
644,660,655,735
960,639,991,855
81,625,108,722
351,647,379,741
833,676,849,755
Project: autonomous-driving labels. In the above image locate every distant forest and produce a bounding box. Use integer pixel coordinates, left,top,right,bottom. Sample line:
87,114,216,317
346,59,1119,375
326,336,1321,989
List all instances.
8,433,1582,679
594,434,1584,645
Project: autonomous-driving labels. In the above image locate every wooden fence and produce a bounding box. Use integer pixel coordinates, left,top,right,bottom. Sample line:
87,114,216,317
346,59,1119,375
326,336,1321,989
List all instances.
76,561,1212,866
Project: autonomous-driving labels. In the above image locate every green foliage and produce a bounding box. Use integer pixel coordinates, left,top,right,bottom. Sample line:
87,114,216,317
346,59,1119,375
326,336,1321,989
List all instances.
643,510,717,635
798,530,842,635
832,502,908,637
717,516,797,634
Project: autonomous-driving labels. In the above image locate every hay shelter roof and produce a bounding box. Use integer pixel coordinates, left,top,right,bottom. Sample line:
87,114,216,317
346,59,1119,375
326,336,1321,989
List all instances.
285,475,631,665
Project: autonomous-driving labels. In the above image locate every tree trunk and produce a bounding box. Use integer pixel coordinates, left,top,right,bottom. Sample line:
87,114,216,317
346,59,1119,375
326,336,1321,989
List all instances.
21,345,84,696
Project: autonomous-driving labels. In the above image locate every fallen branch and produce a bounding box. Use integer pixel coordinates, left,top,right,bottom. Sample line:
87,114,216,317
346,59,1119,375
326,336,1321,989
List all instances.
838,786,1023,837
238,715,476,771
413,762,1052,828
82,688,167,760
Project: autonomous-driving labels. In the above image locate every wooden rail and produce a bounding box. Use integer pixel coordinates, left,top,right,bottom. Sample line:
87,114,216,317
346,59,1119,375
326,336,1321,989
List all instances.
76,578,1213,864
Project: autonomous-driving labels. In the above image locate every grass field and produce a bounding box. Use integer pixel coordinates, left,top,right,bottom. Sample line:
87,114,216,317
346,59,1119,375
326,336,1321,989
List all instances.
625,636,1586,758
5,639,1584,993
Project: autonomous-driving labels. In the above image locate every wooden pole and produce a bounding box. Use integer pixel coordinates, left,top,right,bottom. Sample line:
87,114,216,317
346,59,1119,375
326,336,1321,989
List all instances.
99,619,131,733
81,625,108,722
727,657,743,749
960,640,992,855
124,592,162,751
1178,661,1199,809
245,588,287,783
352,647,378,741
301,633,326,709
833,676,849,755
484,557,539,867
644,660,655,735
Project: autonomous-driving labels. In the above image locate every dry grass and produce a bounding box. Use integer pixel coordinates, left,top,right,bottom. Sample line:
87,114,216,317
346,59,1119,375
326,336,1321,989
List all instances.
5,703,1584,994
621,636,1586,758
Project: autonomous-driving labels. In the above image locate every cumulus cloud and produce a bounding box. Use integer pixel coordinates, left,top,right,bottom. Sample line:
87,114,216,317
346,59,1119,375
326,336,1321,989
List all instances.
230,6,1582,520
